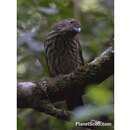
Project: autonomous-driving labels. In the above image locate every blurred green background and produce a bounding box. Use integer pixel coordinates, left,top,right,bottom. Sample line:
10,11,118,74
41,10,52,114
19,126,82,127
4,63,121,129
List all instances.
17,0,114,130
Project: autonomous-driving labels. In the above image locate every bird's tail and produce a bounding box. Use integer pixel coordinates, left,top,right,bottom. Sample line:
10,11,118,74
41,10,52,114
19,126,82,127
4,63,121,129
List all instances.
65,90,83,110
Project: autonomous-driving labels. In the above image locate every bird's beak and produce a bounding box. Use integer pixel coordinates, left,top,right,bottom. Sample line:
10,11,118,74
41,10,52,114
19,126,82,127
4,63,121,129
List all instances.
73,27,81,33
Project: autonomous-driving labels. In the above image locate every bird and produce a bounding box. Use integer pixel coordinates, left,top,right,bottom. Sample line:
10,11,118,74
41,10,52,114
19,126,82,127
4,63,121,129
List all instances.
44,19,84,110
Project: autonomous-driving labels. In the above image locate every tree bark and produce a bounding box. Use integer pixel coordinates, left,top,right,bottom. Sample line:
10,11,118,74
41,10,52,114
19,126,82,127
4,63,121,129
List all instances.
17,45,114,120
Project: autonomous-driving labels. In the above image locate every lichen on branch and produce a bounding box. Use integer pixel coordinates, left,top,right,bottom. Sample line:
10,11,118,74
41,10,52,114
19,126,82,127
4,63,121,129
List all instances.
17,45,114,120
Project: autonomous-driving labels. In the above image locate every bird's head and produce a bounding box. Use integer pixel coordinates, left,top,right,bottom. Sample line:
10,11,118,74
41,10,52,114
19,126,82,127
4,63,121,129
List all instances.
49,19,81,38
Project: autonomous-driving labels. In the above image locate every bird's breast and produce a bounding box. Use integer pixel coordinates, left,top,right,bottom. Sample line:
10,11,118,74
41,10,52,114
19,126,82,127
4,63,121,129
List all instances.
46,38,82,76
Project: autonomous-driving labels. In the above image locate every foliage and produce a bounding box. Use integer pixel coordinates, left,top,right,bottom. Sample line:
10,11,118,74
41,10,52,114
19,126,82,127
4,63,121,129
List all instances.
17,0,114,130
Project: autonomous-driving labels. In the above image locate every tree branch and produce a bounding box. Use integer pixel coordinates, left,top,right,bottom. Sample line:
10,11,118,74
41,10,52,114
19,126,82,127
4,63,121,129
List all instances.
17,45,114,120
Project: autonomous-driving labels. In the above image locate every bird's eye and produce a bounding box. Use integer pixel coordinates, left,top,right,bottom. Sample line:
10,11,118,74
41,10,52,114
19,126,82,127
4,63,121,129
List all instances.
70,21,74,24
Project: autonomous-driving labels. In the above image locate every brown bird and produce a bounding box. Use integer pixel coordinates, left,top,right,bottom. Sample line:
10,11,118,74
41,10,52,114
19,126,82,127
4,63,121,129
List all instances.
44,19,84,110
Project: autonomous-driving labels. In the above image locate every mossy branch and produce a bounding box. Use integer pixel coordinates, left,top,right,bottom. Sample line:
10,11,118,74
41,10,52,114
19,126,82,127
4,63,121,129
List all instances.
17,44,114,120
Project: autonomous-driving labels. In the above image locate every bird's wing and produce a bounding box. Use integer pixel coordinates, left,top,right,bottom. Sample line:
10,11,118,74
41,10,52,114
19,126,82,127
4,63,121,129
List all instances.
76,39,84,65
